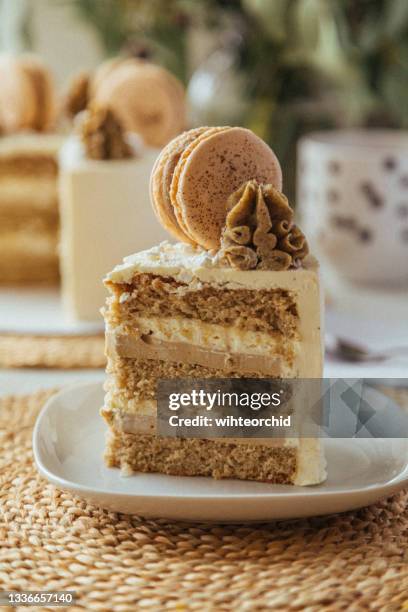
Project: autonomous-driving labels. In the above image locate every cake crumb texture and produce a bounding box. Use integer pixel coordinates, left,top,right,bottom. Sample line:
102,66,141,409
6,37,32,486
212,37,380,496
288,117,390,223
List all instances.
106,273,299,337
106,356,268,409
105,430,297,484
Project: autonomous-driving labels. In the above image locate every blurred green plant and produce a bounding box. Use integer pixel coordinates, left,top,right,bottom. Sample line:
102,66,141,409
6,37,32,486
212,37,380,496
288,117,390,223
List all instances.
67,0,408,199
66,0,190,80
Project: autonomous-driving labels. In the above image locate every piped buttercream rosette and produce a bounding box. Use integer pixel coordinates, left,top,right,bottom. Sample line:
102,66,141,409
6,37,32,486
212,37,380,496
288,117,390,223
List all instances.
79,105,133,161
219,180,309,271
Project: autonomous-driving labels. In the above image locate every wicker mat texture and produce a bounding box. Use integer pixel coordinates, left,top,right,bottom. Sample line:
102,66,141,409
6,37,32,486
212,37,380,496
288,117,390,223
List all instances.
0,389,407,611
0,334,105,369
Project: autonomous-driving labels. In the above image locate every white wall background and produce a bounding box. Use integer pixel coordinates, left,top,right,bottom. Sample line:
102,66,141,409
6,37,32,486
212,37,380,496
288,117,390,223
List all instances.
0,0,105,88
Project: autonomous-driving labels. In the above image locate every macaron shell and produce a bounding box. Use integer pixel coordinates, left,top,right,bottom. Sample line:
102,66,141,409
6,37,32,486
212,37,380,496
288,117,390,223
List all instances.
0,56,37,132
141,64,186,142
149,149,190,243
94,65,170,145
20,56,56,131
151,127,210,243
93,62,185,147
172,128,232,241
90,57,130,96
146,65,186,134
176,127,283,249
170,127,232,242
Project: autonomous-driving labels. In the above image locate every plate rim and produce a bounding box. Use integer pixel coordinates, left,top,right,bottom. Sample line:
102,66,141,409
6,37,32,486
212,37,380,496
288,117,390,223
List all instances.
33,381,408,503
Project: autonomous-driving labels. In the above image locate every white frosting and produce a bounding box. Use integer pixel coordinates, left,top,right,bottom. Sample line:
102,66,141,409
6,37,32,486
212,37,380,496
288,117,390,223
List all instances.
294,438,327,486
58,138,168,322
59,134,152,170
0,132,63,156
106,240,319,290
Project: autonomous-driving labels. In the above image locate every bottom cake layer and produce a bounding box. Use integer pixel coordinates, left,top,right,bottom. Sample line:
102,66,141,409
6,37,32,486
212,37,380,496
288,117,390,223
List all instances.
104,429,326,485
105,430,297,483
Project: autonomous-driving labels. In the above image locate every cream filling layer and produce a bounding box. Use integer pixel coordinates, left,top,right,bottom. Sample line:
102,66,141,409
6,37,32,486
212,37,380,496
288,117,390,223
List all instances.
0,178,58,210
134,316,295,357
0,133,63,156
0,230,57,256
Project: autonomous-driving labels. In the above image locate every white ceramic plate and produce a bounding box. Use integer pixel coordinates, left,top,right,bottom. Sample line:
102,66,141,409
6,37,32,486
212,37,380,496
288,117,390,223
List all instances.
0,287,103,335
33,382,408,522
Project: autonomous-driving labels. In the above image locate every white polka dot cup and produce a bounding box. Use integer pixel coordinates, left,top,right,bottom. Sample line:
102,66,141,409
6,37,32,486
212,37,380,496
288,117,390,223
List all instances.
298,130,408,287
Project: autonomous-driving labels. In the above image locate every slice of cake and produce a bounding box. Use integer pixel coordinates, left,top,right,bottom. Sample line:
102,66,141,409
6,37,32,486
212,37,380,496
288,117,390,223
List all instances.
102,126,326,485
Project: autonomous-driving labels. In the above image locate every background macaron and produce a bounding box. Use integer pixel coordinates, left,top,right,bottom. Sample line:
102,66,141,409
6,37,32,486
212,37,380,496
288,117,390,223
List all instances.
0,54,56,133
92,59,186,148
19,55,56,131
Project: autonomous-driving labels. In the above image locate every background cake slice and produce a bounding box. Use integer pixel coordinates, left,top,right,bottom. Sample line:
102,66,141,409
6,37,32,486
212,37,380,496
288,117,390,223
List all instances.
0,54,61,284
0,133,62,283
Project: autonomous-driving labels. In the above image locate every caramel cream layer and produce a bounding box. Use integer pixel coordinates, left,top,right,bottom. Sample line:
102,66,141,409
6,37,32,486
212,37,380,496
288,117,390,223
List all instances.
106,329,288,376
133,316,295,357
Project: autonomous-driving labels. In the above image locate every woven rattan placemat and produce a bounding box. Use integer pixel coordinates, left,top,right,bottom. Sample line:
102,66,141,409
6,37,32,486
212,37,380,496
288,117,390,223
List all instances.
0,334,105,369
0,389,407,610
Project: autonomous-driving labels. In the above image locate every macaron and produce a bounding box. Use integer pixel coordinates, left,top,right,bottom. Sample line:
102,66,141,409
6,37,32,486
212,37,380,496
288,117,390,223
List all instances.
170,126,230,240
20,55,56,131
150,126,282,250
150,127,209,243
92,60,186,148
90,57,131,97
0,54,55,133
0,55,35,132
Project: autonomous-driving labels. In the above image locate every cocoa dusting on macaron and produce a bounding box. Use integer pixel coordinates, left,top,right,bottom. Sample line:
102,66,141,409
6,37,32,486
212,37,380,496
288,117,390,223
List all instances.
150,126,283,250
150,127,210,243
